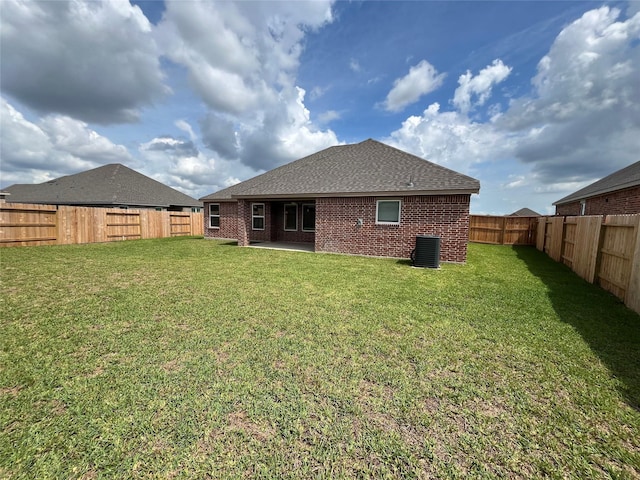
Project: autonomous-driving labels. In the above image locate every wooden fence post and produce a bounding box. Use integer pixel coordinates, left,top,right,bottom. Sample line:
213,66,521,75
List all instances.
536,217,546,251
624,218,640,315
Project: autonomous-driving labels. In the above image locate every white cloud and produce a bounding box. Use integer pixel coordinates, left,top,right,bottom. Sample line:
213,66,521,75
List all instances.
237,87,341,170
317,110,342,124
156,2,339,172
502,175,526,189
350,58,361,72
156,1,333,116
453,59,512,114
500,6,640,183
175,119,197,142
139,135,215,197
0,0,167,123
387,6,640,214
385,102,515,173
224,177,241,187
309,85,330,100
0,98,132,186
383,60,446,112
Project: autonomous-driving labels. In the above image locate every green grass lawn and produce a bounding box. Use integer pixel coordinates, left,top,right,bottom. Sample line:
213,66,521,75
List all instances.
1,237,639,479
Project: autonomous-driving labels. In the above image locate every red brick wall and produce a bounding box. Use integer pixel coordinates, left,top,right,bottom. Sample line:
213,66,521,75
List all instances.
585,186,640,215
555,202,581,216
203,201,238,240
555,186,640,216
315,195,471,263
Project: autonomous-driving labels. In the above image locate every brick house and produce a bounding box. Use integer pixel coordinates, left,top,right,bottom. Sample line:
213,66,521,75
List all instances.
200,139,480,262
553,160,640,216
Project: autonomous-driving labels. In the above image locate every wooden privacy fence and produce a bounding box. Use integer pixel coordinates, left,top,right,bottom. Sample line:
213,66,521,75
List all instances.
0,203,203,247
537,214,640,315
469,215,538,245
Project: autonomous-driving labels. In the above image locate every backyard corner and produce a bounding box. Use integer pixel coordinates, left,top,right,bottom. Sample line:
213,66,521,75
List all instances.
1,237,639,478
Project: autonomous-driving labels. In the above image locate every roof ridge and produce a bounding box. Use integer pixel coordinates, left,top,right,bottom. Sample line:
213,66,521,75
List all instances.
200,139,479,200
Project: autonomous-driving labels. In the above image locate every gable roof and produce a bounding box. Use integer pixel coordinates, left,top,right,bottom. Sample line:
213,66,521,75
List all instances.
4,164,201,208
553,160,640,206
201,139,480,201
509,208,541,216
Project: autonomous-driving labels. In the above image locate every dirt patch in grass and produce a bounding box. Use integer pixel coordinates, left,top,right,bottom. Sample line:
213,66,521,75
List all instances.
227,410,276,442
161,359,183,373
0,386,23,397
79,470,97,480
86,366,104,378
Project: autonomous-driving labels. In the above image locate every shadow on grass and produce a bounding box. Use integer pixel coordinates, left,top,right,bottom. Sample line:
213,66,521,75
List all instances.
513,245,640,411
202,239,238,247
395,259,413,266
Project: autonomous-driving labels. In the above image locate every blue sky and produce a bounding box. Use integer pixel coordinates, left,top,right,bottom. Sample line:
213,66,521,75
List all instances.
1,0,639,214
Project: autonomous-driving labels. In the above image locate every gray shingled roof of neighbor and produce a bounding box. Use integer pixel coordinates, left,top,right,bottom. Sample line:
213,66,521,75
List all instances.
4,164,202,208
553,160,640,206
509,208,541,216
200,139,480,201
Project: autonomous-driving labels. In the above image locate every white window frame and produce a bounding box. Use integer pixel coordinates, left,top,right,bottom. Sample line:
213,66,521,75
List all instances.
284,203,298,231
252,203,265,230
376,199,401,225
209,203,220,229
302,203,315,232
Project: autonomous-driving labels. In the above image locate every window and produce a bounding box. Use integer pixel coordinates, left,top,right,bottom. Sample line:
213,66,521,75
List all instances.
209,203,220,228
376,199,401,225
284,203,298,231
252,203,265,230
302,204,315,232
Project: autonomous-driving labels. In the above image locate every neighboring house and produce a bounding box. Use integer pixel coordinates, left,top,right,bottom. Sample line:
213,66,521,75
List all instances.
200,139,480,262
554,161,640,216
4,164,202,212
509,208,541,216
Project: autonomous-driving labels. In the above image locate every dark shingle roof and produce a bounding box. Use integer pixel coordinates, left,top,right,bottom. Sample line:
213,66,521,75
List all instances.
509,208,541,216
4,164,201,208
200,139,480,201
553,160,640,206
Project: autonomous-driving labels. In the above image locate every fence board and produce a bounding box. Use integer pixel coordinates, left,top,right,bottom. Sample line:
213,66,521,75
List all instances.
106,210,142,241
469,215,538,245
547,217,565,262
561,217,577,269
534,213,640,315
597,215,639,300
573,216,602,283
170,213,192,236
626,222,640,313
0,203,57,246
0,203,203,247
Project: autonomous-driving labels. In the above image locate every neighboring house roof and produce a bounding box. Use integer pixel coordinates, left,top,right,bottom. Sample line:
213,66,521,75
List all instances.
553,160,640,206
509,208,540,216
4,164,202,208
200,139,480,201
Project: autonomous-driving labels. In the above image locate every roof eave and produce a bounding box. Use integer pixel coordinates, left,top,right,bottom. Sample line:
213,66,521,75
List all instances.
553,181,640,206
231,188,479,200
200,197,236,202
